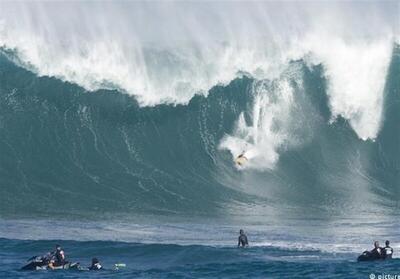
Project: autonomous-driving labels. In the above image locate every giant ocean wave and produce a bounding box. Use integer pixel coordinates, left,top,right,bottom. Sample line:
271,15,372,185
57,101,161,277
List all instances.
0,1,399,221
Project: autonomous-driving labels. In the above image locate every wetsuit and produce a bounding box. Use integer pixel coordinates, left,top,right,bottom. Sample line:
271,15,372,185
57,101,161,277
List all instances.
383,246,393,259
238,234,248,247
41,253,52,265
370,247,383,259
89,263,103,270
53,249,66,266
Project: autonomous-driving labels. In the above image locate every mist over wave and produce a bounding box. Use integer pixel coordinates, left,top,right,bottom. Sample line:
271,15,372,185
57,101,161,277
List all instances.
0,1,397,140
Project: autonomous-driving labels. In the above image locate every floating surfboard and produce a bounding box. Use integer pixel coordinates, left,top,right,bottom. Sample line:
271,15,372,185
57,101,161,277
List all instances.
114,263,126,270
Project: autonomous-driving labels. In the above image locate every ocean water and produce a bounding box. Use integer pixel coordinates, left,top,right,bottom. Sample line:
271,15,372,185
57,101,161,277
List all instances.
2,220,400,278
0,1,400,278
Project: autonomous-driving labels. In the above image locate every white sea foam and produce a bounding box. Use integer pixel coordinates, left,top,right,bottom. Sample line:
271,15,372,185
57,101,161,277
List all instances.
300,35,393,140
219,73,301,170
0,1,397,146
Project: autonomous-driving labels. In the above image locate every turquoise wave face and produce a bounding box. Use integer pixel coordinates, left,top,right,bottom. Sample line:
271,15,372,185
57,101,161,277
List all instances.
0,46,399,220
0,50,252,218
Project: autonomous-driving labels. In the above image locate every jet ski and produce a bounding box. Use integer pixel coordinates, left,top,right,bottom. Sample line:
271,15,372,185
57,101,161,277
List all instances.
21,255,80,270
357,251,385,262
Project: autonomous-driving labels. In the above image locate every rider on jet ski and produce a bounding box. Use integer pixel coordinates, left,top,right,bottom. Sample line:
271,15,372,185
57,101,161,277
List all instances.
369,241,383,259
383,240,394,259
48,244,67,269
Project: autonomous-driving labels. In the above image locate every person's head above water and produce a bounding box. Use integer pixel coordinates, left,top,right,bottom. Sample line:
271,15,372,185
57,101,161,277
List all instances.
385,240,390,246
239,229,244,235
90,257,102,270
55,244,61,251
374,241,380,248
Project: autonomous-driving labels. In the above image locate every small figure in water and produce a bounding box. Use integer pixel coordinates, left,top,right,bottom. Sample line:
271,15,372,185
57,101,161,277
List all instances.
370,241,383,259
89,258,103,270
238,152,246,159
383,240,393,259
48,244,67,269
235,152,248,166
238,229,249,247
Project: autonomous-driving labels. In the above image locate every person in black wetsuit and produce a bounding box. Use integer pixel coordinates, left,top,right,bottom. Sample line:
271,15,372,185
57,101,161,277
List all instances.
238,229,249,247
48,244,67,269
89,258,103,270
383,240,393,259
370,241,383,259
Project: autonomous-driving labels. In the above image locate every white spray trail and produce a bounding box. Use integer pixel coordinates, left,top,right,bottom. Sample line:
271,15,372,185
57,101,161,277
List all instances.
219,72,303,170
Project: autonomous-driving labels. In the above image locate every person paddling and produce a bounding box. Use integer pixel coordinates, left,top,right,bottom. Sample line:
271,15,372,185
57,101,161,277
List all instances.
89,258,103,270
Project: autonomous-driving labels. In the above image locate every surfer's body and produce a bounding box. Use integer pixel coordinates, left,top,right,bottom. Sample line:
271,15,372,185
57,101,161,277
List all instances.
238,229,249,247
235,153,248,166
